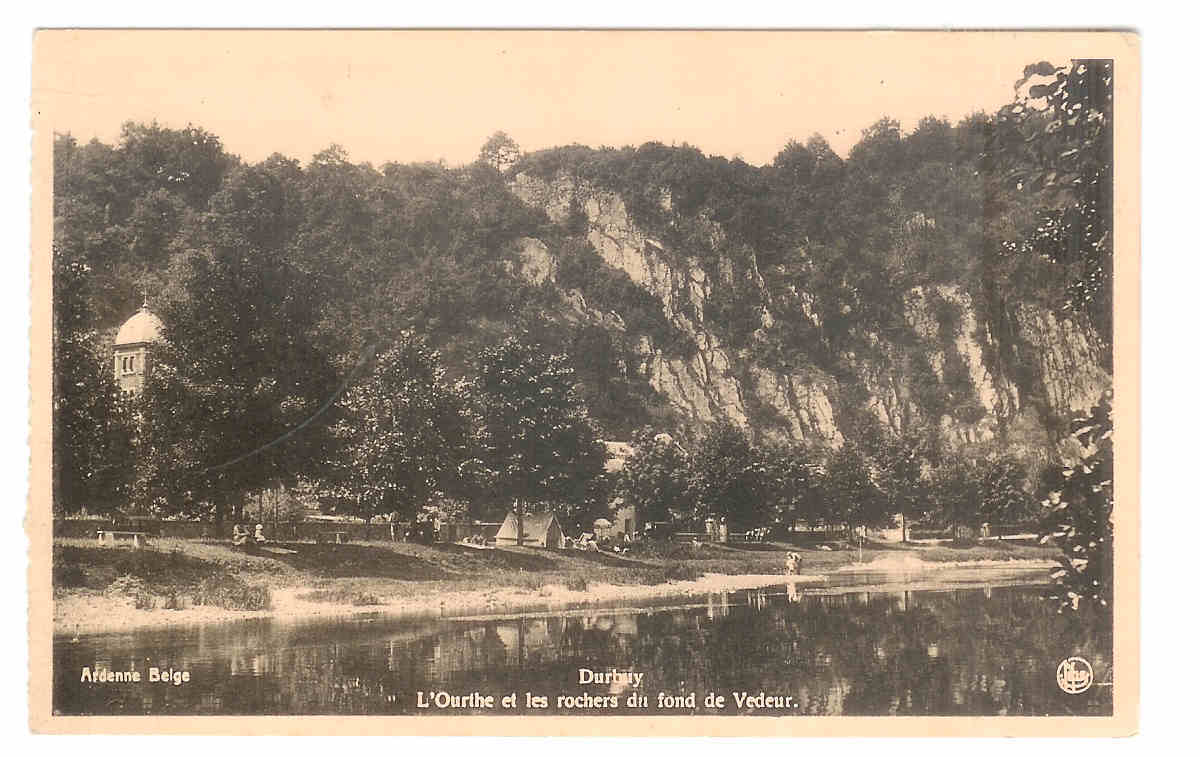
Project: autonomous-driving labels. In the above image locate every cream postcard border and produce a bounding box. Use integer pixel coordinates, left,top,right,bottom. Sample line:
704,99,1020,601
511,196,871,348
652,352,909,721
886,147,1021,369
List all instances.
27,29,1140,736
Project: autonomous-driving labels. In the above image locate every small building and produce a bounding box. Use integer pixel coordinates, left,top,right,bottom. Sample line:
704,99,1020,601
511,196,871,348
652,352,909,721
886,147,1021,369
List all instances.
494,511,565,549
604,498,638,542
602,440,639,540
113,300,164,396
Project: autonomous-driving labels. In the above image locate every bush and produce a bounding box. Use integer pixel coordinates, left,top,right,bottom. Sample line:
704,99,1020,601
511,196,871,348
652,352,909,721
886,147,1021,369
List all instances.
193,572,272,611
104,574,156,610
566,576,589,592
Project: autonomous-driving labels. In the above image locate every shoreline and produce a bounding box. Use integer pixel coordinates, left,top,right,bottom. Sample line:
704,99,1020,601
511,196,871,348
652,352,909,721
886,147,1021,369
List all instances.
54,557,1057,637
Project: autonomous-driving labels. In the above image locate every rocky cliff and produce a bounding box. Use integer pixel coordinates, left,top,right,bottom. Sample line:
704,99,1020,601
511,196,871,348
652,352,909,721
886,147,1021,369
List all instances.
509,171,1110,459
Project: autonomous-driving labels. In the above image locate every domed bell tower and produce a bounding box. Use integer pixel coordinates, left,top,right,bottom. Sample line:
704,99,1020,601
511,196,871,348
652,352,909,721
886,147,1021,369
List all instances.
113,298,164,396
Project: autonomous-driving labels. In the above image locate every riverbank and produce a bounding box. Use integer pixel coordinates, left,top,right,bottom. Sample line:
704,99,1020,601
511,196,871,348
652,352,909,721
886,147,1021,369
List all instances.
52,536,1058,636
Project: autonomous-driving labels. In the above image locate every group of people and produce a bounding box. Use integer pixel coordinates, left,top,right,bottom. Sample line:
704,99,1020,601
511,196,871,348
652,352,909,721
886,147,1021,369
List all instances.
564,530,636,553
563,532,599,551
232,523,266,547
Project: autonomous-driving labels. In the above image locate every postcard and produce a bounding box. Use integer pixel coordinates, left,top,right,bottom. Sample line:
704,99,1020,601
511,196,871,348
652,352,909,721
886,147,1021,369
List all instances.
28,29,1139,735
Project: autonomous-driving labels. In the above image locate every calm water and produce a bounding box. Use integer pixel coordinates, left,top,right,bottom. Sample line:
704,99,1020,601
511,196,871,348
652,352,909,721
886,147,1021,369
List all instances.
53,574,1113,716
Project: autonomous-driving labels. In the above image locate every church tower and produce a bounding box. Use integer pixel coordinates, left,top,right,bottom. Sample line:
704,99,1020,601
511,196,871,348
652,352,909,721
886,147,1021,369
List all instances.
113,300,164,395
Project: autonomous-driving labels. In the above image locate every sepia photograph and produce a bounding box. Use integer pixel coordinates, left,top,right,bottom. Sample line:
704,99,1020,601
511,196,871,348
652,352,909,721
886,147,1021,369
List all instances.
27,29,1139,735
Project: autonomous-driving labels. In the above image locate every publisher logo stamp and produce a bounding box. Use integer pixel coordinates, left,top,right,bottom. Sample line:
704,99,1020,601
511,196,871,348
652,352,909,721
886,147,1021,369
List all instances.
1056,657,1094,694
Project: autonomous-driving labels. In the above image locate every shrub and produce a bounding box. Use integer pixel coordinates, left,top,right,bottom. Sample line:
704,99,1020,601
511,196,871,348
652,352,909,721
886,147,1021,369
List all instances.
566,576,589,592
104,574,156,610
193,572,272,611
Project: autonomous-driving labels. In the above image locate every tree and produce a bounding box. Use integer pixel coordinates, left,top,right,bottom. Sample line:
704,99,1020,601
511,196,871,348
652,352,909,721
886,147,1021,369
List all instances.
51,249,136,515
991,60,1114,349
475,337,606,543
117,121,233,209
1040,391,1113,613
478,131,521,173
931,455,1032,539
615,427,692,526
870,430,938,542
136,164,339,523
53,126,234,327
324,332,481,522
978,456,1034,526
687,422,770,531
823,443,888,537
847,117,905,177
760,441,822,531
931,460,983,538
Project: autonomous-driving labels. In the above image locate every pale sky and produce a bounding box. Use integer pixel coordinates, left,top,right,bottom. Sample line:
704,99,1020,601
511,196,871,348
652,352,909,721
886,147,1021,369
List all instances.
32,30,1107,167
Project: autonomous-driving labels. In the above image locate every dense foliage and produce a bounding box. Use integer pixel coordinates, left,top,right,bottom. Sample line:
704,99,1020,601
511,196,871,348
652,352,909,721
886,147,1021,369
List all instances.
989,61,1114,351
613,428,692,525
613,419,1037,539
474,336,609,528
323,334,482,522
51,250,136,515
52,60,1112,590
1040,391,1114,612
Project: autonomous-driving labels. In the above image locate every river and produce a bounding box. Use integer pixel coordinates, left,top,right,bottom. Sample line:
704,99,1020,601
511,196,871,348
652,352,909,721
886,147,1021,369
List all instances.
53,566,1113,716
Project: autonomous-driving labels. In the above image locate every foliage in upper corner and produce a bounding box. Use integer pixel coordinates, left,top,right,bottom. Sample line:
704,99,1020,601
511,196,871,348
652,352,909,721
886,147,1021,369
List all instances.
990,60,1114,351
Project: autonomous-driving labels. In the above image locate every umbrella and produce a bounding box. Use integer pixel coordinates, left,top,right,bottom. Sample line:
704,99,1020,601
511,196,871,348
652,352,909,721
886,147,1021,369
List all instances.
593,518,613,529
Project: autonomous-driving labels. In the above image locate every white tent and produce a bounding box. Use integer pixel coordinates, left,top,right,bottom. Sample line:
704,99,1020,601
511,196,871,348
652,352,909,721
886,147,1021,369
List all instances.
494,511,565,549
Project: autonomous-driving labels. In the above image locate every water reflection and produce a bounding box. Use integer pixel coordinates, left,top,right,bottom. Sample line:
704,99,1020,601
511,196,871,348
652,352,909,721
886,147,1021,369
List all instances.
54,583,1112,716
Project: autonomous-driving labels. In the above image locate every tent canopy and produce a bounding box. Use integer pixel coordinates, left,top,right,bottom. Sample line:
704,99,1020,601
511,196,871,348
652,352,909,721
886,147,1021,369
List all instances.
494,511,565,548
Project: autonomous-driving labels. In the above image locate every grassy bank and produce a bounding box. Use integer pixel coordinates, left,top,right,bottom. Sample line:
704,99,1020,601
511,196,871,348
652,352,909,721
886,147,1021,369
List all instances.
52,536,1056,635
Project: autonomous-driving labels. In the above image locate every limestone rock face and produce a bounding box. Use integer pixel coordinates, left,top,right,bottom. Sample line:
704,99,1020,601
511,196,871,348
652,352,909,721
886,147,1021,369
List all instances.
509,171,1110,452
1015,306,1109,416
511,237,556,285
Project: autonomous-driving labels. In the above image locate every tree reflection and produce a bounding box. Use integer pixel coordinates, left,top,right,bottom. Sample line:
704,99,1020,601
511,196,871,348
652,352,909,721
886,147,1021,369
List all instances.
54,585,1111,716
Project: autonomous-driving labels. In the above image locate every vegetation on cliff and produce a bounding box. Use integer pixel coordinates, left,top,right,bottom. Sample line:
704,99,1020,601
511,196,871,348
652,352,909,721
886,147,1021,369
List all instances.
53,61,1113,605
